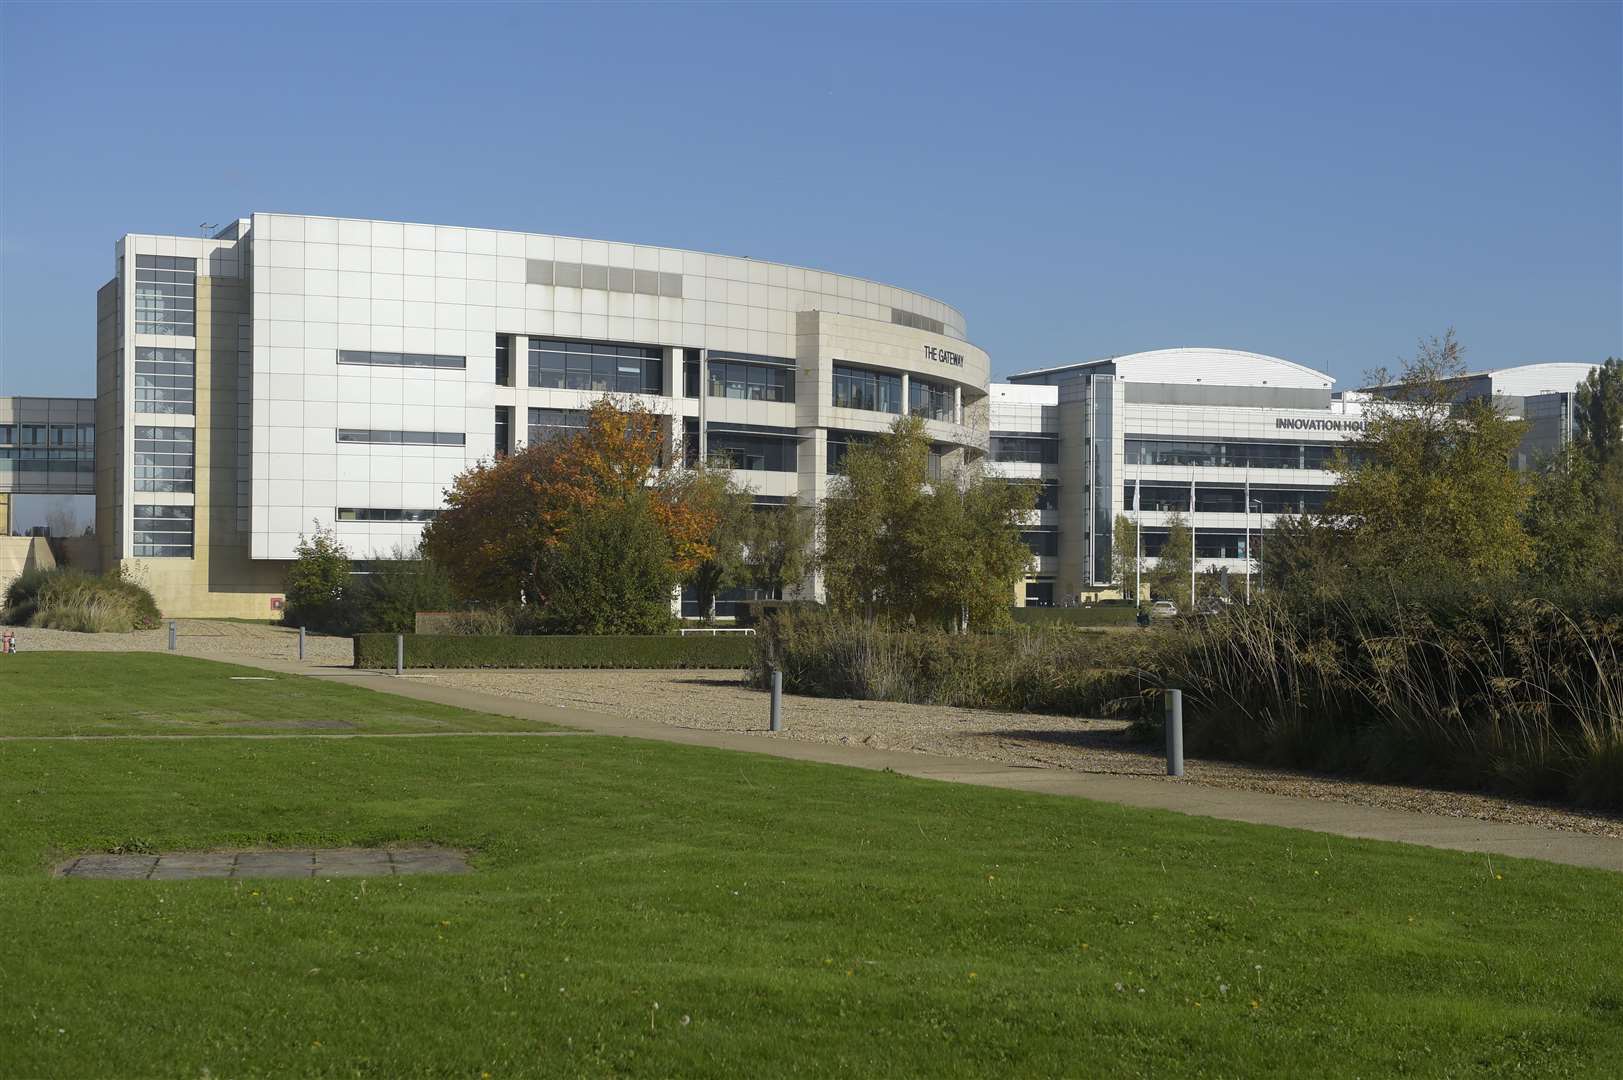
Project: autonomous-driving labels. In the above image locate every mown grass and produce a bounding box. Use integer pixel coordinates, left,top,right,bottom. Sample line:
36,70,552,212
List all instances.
0,652,558,736
1,654,1620,1078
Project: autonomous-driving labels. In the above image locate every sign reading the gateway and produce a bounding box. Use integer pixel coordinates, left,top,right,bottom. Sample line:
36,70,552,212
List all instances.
1275,417,1367,432
923,345,964,367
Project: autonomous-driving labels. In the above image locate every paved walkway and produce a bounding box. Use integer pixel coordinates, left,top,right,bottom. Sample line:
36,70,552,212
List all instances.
55,846,470,880
194,658,1623,874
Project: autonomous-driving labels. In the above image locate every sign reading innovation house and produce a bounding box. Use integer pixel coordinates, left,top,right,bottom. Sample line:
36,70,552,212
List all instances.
923,345,964,367
1275,417,1367,433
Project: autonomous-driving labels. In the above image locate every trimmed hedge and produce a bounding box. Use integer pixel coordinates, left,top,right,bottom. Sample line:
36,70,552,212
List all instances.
1010,605,1137,628
353,633,755,670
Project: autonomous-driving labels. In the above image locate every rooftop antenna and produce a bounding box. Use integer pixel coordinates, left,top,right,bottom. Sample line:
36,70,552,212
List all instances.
199,222,217,237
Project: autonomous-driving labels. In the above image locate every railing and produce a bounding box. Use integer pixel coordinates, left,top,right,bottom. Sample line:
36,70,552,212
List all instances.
678,627,756,637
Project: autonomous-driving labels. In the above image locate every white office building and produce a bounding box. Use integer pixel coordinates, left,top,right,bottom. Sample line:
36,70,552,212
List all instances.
93,213,990,616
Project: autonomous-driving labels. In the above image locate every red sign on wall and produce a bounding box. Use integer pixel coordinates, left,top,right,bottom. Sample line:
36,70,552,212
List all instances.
270,597,284,610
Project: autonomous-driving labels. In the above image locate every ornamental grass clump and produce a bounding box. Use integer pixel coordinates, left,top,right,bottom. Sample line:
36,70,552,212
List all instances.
749,610,1152,719
2,566,162,633
1146,594,1623,808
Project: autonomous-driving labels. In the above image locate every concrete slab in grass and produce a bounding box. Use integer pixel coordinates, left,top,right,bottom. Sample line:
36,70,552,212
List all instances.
55,847,470,880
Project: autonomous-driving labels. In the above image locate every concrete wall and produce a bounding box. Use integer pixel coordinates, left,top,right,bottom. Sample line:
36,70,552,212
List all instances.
0,536,55,602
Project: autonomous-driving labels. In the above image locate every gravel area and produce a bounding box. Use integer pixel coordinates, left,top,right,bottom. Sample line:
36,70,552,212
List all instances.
4,621,354,665
426,668,1623,841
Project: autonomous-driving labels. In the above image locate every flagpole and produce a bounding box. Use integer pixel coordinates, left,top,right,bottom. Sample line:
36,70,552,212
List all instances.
1189,472,1197,611
1133,461,1141,606
1244,469,1251,605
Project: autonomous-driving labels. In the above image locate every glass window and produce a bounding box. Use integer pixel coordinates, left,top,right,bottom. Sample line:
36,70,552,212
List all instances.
133,425,195,492
527,407,588,445
706,430,798,473
494,406,512,457
134,346,195,415
133,503,194,557
494,335,512,386
133,255,196,336
1021,530,1058,557
991,436,1057,464
909,377,955,421
528,337,661,393
337,350,466,370
335,508,440,522
335,429,464,446
832,365,901,414
1124,437,1353,471
825,429,874,474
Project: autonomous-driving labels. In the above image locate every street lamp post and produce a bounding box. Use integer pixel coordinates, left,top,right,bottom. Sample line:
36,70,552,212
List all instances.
1248,497,1264,599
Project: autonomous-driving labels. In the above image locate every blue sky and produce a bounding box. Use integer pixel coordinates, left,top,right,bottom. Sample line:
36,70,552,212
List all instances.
2,0,1619,400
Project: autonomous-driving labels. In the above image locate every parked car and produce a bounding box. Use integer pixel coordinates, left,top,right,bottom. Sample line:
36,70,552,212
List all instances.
1151,600,1179,618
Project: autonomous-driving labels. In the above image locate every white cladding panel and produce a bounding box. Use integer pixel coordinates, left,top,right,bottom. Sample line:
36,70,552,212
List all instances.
1484,363,1598,398
1113,348,1334,390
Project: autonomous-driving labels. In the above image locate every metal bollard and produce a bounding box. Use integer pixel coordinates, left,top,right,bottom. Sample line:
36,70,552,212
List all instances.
395,634,404,676
770,668,782,732
298,624,306,661
168,621,177,651
1165,688,1184,777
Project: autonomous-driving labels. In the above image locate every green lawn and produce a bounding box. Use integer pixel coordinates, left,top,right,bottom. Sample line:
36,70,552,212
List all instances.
2,654,1620,1077
0,652,559,736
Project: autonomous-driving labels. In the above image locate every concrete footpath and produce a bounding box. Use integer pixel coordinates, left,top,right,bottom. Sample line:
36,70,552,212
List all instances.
240,658,1623,874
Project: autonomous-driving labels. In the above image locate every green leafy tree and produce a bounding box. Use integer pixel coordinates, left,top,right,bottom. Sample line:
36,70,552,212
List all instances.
1329,329,1532,582
1523,447,1623,589
283,524,351,632
1110,513,1142,601
738,496,815,598
822,416,1034,628
1575,357,1623,469
350,544,458,634
537,491,679,635
1149,512,1193,602
683,473,755,620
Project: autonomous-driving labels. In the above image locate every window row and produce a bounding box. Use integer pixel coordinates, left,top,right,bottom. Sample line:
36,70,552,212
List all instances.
526,259,683,298
0,423,95,447
527,407,588,445
133,504,194,558
1138,528,1260,561
338,350,466,370
826,429,874,473
832,365,902,414
1124,437,1344,471
0,448,95,463
909,377,954,422
707,431,799,473
528,337,663,394
1022,529,1059,557
708,360,794,403
134,347,196,414
991,436,1058,464
1122,484,1330,515
336,429,465,446
134,426,195,493
336,508,440,522
134,257,196,337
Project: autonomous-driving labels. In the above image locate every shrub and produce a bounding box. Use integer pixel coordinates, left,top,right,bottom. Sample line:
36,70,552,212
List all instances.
353,633,754,670
749,611,1152,719
1,567,162,633
349,550,459,634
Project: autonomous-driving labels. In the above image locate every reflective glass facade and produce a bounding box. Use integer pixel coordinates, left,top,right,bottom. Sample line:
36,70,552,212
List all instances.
134,347,195,415
528,338,663,393
134,255,195,336
133,425,194,492
133,504,194,557
832,365,902,414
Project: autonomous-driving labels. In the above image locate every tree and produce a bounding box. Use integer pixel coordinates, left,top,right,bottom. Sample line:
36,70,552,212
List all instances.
349,543,458,634
737,496,814,599
283,523,351,631
1575,357,1623,470
683,473,754,620
821,416,1034,628
1328,329,1532,582
1523,446,1623,590
1149,512,1193,602
1110,513,1142,601
423,399,718,632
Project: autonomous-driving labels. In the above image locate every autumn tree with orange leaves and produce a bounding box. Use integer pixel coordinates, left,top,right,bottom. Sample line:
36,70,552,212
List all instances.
421,399,717,633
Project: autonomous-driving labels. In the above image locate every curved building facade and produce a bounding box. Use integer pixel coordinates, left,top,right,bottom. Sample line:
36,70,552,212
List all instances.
94,213,991,614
